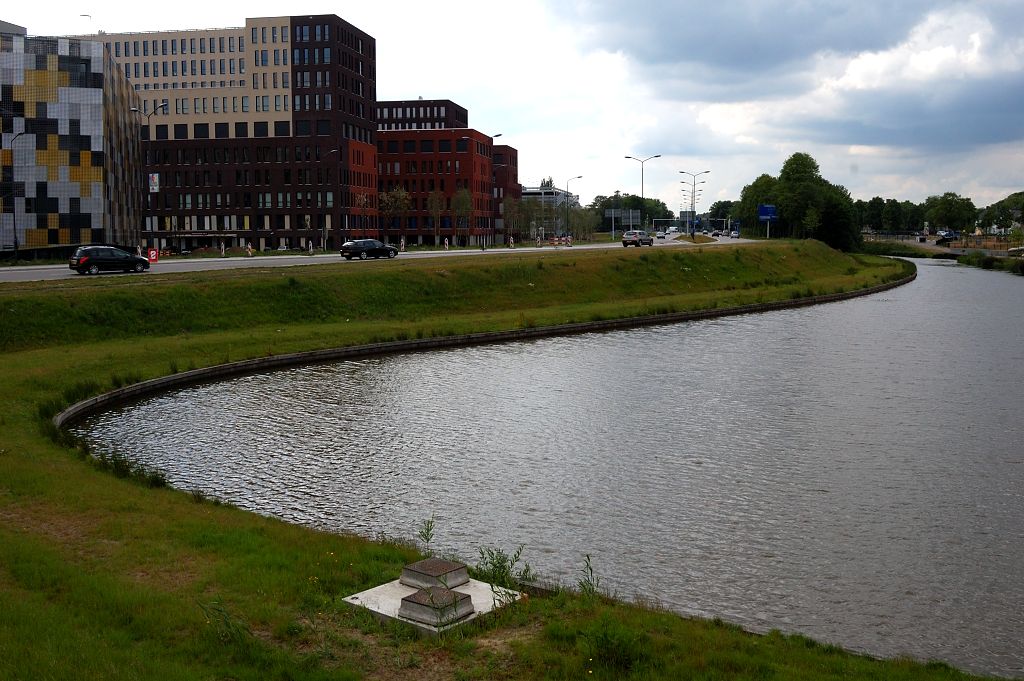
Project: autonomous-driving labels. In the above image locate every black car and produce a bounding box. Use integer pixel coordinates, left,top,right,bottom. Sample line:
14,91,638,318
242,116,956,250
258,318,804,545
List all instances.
340,239,399,260
69,246,150,275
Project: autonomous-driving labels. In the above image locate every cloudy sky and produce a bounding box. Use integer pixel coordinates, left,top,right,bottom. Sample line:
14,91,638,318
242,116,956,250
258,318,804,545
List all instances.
10,1,1024,212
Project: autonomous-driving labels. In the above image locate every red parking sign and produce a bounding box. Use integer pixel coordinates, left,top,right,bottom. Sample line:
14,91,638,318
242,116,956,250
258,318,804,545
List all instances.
147,248,159,263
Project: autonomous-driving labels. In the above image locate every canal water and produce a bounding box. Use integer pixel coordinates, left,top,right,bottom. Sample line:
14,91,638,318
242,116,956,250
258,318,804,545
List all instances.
74,259,1024,677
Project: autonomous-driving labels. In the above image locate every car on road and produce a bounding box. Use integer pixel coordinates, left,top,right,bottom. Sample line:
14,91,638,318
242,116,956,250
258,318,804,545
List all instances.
340,239,399,260
69,246,150,275
730,230,740,238
711,230,721,237
621,230,654,247
655,231,666,239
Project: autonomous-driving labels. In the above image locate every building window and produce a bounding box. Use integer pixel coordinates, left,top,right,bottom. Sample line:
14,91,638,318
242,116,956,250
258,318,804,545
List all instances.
242,96,249,112
251,27,257,44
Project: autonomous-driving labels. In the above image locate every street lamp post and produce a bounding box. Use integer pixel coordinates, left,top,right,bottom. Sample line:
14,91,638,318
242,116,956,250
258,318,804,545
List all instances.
625,154,660,229
680,170,710,236
130,101,168,123
2,131,27,262
565,175,582,238
131,103,167,252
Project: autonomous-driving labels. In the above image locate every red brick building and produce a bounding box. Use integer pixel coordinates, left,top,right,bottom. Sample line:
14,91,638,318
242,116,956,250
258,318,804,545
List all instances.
377,128,500,247
493,144,521,244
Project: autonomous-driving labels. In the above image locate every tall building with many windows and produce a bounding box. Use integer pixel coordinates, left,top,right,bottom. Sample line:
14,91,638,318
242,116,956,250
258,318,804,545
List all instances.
81,14,377,252
1,26,142,256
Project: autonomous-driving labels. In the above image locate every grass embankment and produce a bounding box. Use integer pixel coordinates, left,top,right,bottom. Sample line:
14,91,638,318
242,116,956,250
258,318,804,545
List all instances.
1,241,984,681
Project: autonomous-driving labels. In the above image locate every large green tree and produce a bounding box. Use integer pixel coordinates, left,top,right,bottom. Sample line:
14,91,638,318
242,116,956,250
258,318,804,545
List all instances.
378,188,410,241
452,188,473,246
426,190,446,244
923,192,977,232
864,197,885,232
777,152,823,239
737,174,780,237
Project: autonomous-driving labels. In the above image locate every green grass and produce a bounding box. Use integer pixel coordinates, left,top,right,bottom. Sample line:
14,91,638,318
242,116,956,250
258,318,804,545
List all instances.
0,242,989,681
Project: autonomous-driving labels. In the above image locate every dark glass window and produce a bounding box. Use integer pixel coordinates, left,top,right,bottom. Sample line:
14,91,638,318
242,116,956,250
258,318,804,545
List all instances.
254,121,269,138
274,120,290,136
235,122,249,138
173,123,188,140
215,122,229,139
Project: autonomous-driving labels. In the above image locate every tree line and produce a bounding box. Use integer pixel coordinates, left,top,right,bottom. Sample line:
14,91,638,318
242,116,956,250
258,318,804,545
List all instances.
377,153,1021,250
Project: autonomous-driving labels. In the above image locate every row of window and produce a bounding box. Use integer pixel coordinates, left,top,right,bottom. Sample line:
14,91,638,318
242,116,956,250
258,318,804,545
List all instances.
252,49,289,67
123,58,246,80
111,35,245,59
378,105,448,120
381,138,466,154
252,72,292,90
379,122,461,131
251,25,289,46
136,80,245,91
380,160,466,176
294,24,331,43
164,191,335,210
292,47,331,66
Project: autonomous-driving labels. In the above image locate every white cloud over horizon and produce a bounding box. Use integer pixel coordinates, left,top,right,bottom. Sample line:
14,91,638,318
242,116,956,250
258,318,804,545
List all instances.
8,1,1023,212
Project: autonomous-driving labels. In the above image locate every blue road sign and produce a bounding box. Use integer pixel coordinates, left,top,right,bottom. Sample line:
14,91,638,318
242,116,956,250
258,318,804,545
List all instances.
758,204,777,221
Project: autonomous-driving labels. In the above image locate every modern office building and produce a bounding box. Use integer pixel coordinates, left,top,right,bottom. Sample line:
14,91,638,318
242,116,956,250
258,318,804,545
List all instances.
81,14,378,252
520,185,580,238
1,26,142,257
377,127,499,247
376,99,467,131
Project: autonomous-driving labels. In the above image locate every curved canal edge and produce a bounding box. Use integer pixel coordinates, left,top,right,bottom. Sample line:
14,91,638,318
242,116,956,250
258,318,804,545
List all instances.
54,268,916,429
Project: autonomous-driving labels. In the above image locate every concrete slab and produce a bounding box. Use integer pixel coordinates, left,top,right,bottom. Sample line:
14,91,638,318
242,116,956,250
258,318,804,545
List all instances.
343,577,521,636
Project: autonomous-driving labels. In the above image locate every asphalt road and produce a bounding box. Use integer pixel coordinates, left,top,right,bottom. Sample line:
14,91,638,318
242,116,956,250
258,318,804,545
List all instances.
0,234,746,284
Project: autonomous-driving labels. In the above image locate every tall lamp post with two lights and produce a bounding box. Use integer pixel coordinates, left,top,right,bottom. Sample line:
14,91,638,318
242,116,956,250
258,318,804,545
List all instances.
625,154,660,229
680,170,710,236
565,175,582,238
131,102,168,252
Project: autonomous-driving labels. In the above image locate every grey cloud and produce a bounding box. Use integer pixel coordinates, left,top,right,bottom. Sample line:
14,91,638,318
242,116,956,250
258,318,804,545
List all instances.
785,74,1024,151
551,0,944,86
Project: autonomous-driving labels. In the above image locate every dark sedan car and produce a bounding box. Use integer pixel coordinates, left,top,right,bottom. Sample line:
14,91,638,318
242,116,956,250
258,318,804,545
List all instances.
340,239,399,260
69,246,150,274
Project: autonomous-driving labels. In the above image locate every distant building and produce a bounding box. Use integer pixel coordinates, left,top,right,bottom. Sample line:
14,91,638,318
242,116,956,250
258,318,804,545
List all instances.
376,99,467,130
78,14,378,251
1,28,142,256
521,185,580,237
